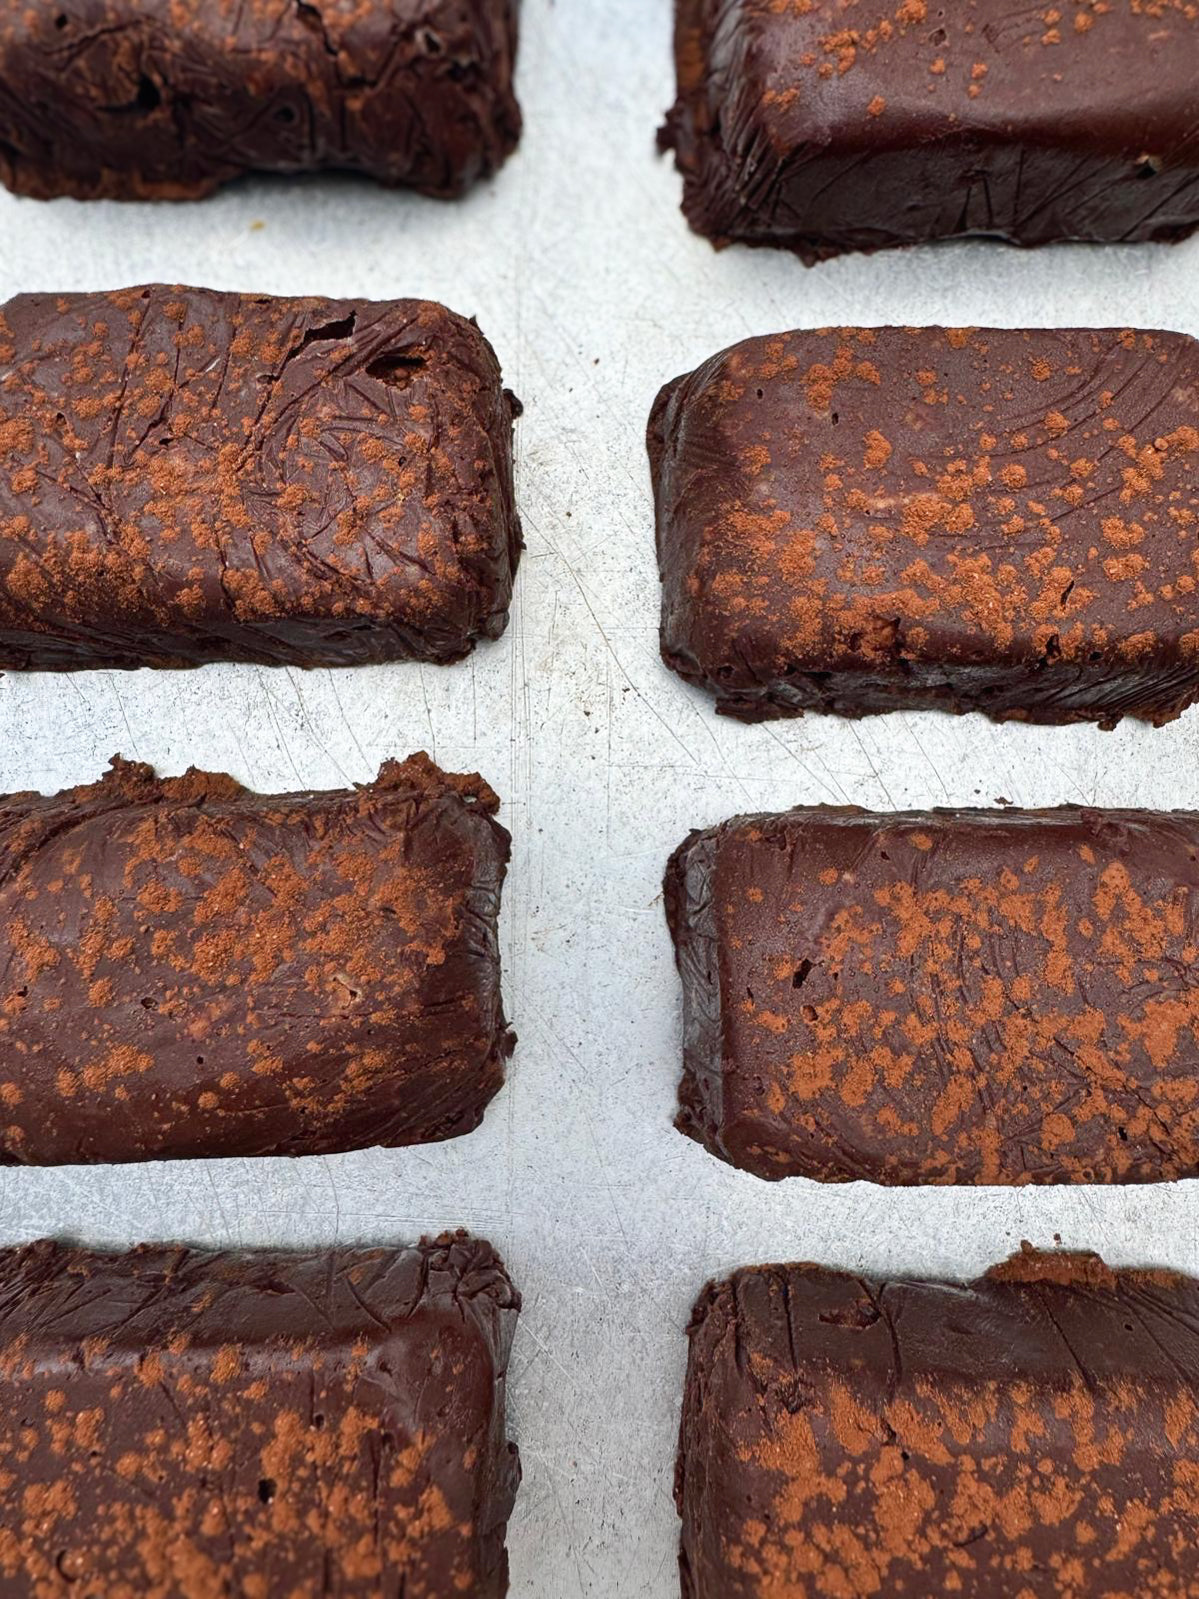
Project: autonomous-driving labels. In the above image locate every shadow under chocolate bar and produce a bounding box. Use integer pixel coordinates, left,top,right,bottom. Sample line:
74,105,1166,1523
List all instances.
678,1249,1199,1598
650,325,1199,727
0,1234,521,1596
0,286,522,669
661,0,1199,263
666,803,1199,1185
0,0,521,201
0,753,514,1164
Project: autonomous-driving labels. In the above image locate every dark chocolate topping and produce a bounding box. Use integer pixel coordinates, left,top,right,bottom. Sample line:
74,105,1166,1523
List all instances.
667,804,1199,1184
662,0,1199,262
0,286,522,671
0,0,521,201
651,326,1199,726
0,752,513,1164
678,1248,1199,1597
0,1233,520,1596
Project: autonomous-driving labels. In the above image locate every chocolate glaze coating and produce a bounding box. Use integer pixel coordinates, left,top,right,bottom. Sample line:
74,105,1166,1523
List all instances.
0,1233,521,1596
0,286,522,670
661,0,1199,263
666,804,1199,1185
0,0,521,202
678,1248,1199,1598
651,326,1199,727
0,753,513,1165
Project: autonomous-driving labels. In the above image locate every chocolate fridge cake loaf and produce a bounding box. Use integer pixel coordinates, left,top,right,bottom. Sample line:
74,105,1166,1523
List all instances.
0,286,522,669
666,804,1199,1185
0,1234,521,1596
0,0,521,201
651,326,1199,727
661,0,1199,262
0,753,514,1164
677,1248,1199,1598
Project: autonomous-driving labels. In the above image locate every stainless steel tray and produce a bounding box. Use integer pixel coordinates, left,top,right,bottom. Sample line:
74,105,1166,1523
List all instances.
2,5,1198,1593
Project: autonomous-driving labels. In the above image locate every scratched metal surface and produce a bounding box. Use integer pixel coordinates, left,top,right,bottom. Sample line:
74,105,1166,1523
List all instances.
2,4,1199,1593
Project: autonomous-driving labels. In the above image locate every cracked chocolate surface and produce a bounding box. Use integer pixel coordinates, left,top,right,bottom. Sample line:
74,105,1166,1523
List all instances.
678,1249,1199,1597
650,326,1199,727
0,753,513,1165
0,1233,521,1597
666,804,1199,1185
0,286,522,670
0,0,521,201
661,0,1199,263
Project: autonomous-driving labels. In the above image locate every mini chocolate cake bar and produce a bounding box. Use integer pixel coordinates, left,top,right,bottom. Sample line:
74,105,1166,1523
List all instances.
677,1249,1199,1598
661,0,1199,262
0,286,522,669
0,0,521,201
666,804,1199,1185
0,1234,521,1596
651,326,1199,727
0,753,513,1164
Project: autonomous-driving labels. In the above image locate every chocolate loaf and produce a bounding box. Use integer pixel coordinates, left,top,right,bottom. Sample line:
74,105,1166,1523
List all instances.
666,804,1199,1185
661,0,1199,263
651,326,1199,727
0,1234,521,1596
678,1248,1199,1599
0,0,521,201
0,286,522,670
0,753,513,1164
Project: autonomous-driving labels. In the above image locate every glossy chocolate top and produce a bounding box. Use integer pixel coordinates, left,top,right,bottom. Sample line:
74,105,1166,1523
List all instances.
678,1248,1199,1597
0,0,521,200
0,1234,520,1596
0,753,513,1164
0,287,522,669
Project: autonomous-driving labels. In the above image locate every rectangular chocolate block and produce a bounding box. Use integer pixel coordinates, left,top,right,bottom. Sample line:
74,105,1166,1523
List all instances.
661,0,1199,262
665,804,1199,1185
678,1249,1199,1599
0,753,513,1164
0,286,522,669
651,326,1199,726
0,0,520,201
0,1234,520,1596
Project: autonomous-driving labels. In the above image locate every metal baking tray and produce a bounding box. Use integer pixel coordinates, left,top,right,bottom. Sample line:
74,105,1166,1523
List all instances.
2,5,1198,1593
